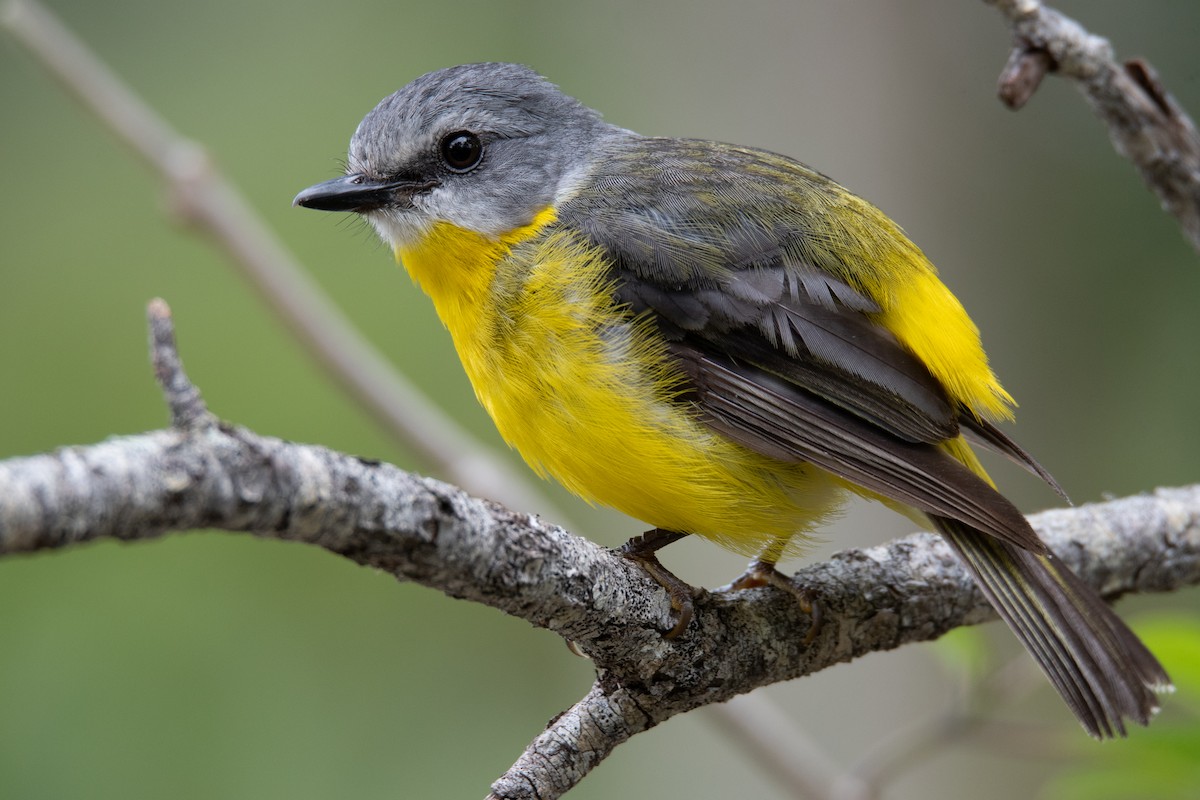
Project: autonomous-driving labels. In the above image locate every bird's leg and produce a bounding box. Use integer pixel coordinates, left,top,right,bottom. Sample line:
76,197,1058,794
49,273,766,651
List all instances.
619,528,696,639
731,558,822,646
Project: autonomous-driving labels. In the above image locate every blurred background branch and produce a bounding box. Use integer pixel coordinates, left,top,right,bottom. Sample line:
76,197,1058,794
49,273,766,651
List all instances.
986,0,1200,253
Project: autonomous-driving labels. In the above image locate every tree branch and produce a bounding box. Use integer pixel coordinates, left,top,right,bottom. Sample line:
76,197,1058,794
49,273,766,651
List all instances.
0,303,1197,799
985,0,1200,253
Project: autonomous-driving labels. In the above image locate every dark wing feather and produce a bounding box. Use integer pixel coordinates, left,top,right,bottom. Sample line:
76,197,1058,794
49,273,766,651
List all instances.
701,322,956,444
568,139,967,447
961,415,1068,500
669,342,1046,553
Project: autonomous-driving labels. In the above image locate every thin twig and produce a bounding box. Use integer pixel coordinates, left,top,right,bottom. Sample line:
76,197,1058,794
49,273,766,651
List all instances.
996,46,1054,109
985,0,1200,252
705,694,840,800
147,298,213,430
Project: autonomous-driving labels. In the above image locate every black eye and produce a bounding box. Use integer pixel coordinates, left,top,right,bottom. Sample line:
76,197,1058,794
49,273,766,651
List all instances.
439,131,483,172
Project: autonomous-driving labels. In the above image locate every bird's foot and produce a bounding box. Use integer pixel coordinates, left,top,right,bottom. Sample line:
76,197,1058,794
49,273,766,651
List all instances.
619,529,696,639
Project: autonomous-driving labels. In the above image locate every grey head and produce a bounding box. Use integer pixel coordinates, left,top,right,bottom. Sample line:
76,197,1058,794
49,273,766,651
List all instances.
294,63,626,247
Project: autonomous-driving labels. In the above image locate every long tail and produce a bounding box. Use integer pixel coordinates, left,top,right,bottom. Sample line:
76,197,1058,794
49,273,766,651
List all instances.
932,516,1171,738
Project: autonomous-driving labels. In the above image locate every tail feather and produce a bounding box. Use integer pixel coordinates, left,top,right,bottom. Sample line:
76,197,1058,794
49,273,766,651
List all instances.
954,530,1102,728
933,516,1171,738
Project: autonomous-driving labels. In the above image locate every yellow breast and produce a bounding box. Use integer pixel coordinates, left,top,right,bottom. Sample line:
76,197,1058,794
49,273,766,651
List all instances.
395,210,838,556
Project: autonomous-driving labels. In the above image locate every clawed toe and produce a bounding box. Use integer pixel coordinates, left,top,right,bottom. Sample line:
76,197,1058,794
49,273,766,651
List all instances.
619,529,696,638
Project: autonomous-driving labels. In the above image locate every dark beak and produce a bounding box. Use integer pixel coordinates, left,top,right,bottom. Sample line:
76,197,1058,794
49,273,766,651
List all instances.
292,174,438,212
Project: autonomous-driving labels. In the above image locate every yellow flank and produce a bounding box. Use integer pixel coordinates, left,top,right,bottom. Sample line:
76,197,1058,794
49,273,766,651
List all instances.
874,266,1014,422
825,196,1015,423
396,210,843,558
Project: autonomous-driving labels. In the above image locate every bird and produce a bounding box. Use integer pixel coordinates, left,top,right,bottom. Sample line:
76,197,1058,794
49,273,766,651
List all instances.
294,62,1170,738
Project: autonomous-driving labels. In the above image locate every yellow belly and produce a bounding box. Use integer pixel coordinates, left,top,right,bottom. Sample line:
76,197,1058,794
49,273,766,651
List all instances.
395,211,840,557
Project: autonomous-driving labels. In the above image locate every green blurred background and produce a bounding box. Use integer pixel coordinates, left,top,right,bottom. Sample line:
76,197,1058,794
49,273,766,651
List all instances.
1,1,1198,798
